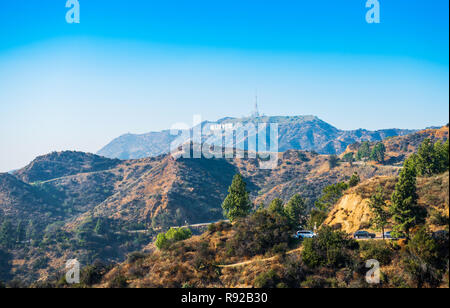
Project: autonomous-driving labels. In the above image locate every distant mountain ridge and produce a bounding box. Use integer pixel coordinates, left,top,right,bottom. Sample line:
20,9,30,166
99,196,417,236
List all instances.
97,115,417,159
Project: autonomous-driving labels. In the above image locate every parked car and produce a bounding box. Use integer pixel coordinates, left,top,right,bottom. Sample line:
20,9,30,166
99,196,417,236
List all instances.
383,231,394,239
383,231,405,240
295,230,317,239
353,230,376,239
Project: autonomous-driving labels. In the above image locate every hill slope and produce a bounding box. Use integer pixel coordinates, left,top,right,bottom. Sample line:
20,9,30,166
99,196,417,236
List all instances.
324,172,449,234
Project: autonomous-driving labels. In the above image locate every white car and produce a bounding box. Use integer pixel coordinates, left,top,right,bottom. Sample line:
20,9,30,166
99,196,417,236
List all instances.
295,230,317,239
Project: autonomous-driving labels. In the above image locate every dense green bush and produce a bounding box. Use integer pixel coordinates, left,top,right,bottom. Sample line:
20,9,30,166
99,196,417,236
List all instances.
108,274,128,288
302,226,357,269
358,241,393,266
155,228,192,250
410,139,449,177
254,270,281,288
126,251,147,264
402,227,441,288
227,209,295,258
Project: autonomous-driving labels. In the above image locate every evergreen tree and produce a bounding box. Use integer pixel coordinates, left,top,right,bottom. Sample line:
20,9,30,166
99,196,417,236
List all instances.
342,152,355,165
315,182,348,211
222,174,251,222
15,220,25,244
368,186,390,239
328,155,339,169
0,220,13,248
416,138,438,176
348,172,360,187
94,218,106,235
390,158,424,238
25,220,36,241
434,140,449,173
284,194,308,228
403,227,440,288
370,142,386,163
268,198,285,215
356,141,371,161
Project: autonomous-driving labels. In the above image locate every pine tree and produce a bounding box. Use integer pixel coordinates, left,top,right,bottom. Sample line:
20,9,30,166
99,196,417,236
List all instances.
368,186,390,239
222,174,251,222
390,158,424,238
25,220,35,241
268,198,284,215
434,140,449,173
370,142,386,163
94,218,106,235
356,141,371,161
0,220,13,248
15,220,25,244
348,172,360,187
416,138,438,176
284,194,307,228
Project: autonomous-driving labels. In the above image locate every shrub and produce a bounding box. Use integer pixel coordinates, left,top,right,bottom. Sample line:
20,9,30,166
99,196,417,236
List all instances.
429,210,449,226
108,274,128,288
208,223,217,233
80,263,107,286
302,226,356,269
280,255,306,288
227,209,295,258
307,209,328,230
155,228,192,250
359,241,393,266
402,227,440,288
271,243,289,255
254,270,280,288
328,155,339,169
127,251,147,264
348,172,360,188
300,276,331,288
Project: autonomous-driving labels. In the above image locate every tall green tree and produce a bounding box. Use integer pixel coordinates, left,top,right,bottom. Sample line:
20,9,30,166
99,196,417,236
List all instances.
222,174,252,222
15,220,25,244
370,142,386,163
0,220,13,248
368,186,390,239
328,155,339,169
390,158,425,238
315,182,348,211
433,140,449,173
402,227,440,288
348,172,360,187
342,152,355,166
356,141,371,161
94,218,106,235
415,138,438,176
268,198,284,215
284,194,308,228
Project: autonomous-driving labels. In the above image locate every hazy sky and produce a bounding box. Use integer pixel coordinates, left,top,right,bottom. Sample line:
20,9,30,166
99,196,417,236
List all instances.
0,0,449,172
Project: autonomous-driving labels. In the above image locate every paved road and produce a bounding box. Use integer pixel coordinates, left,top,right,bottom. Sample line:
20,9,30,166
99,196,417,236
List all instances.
124,220,230,234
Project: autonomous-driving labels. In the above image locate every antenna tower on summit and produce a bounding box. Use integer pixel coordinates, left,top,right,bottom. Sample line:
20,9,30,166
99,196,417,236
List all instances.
253,92,260,118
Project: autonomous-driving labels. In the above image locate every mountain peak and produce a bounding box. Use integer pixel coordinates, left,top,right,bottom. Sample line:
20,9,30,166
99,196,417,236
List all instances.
14,151,121,183
97,115,417,160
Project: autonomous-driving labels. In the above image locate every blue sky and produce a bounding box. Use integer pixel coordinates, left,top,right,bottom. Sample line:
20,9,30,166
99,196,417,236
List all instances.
0,0,449,172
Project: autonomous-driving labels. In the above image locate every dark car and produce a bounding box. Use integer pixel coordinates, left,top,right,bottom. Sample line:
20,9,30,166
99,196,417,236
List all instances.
353,230,376,239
